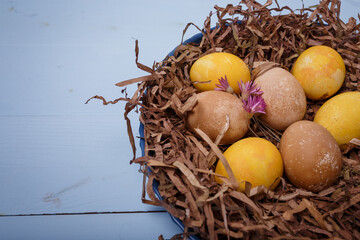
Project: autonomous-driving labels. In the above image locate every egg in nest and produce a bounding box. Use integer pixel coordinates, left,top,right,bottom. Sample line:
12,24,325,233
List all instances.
186,90,249,145
215,137,283,192
314,91,360,147
254,67,307,131
189,52,251,94
279,120,343,192
291,45,345,100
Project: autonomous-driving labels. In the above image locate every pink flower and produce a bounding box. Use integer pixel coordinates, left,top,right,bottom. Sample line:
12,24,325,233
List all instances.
238,80,263,101
214,75,234,94
242,95,267,115
214,77,266,117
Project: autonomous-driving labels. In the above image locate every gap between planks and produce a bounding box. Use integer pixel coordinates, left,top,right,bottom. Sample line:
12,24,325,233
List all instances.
0,210,167,217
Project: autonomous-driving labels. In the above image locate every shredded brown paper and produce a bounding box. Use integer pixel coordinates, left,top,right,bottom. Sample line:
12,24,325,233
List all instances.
88,0,360,239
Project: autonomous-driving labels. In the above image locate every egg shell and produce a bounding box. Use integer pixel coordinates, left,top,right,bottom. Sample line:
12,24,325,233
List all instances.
186,91,249,145
279,120,342,192
215,137,283,192
190,52,251,94
314,91,360,147
254,67,307,131
291,45,346,100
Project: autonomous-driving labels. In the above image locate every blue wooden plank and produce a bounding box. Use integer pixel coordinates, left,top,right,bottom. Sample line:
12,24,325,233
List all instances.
0,212,181,240
0,114,151,213
0,114,155,215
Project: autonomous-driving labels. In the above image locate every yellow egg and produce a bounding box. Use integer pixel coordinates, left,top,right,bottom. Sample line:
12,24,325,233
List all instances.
215,137,283,192
314,91,360,147
291,45,345,100
190,52,251,94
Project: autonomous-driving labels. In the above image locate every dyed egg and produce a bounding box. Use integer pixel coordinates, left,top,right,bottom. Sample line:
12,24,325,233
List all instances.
279,121,342,192
291,45,346,100
189,52,251,94
215,137,283,192
254,67,307,131
186,91,249,145
314,91,360,147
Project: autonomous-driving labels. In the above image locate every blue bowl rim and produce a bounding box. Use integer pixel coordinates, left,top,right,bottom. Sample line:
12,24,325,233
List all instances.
138,31,204,240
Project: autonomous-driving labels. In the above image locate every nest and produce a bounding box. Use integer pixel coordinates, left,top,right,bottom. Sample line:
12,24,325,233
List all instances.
88,0,360,239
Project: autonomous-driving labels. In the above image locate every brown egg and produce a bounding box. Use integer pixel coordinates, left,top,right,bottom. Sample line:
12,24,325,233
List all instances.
254,67,307,131
279,120,342,192
186,91,249,145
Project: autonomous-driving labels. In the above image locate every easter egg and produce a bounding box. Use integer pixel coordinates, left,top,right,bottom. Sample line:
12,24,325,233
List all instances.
279,120,342,192
254,67,307,131
314,91,360,147
189,52,251,94
186,91,249,145
291,45,345,100
215,137,283,192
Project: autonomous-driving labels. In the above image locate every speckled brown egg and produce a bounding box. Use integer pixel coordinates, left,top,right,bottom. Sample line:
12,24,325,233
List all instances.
279,120,342,192
254,67,307,131
186,91,249,145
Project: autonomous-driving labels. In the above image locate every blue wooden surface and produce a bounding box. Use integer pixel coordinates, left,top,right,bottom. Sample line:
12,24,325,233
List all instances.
0,212,179,240
0,0,359,239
